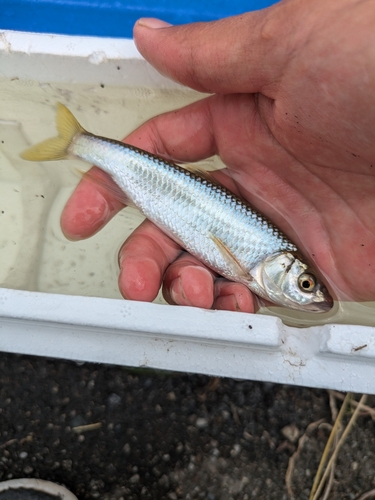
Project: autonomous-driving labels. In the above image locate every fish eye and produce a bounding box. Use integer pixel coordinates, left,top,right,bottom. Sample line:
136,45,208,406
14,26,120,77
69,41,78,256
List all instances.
298,273,316,292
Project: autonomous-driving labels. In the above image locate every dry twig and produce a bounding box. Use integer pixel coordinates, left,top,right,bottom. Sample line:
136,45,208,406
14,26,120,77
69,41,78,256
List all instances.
72,422,102,433
357,488,375,500
309,392,352,500
311,394,368,500
285,418,325,498
321,457,336,500
331,391,375,421
0,438,17,449
328,390,339,422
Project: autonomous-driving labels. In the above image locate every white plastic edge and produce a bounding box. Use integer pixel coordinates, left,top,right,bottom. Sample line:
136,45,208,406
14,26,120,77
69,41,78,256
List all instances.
0,30,183,87
0,288,375,394
0,478,78,499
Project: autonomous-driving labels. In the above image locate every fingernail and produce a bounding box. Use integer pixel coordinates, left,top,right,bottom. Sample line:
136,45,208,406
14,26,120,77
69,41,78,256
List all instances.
170,277,191,306
137,18,173,29
214,294,241,312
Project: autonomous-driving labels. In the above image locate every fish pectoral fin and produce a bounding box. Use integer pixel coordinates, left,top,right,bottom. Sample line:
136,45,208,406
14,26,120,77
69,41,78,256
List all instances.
209,233,252,281
74,167,136,208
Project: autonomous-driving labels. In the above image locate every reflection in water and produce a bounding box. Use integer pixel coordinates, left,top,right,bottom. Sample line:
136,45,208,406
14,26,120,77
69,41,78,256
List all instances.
263,300,375,328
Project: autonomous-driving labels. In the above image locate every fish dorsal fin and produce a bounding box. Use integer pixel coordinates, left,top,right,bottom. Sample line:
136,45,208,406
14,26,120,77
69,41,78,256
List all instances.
182,163,241,197
182,164,218,184
75,167,136,208
209,233,252,281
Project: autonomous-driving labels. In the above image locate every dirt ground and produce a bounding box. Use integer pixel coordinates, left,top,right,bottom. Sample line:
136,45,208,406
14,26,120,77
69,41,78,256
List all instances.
0,353,374,500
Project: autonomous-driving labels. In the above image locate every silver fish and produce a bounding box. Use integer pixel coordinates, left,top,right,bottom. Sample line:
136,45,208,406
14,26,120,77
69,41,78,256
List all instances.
21,103,333,313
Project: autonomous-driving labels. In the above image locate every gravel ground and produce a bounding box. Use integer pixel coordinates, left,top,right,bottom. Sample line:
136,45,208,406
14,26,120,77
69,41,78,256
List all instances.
0,353,374,500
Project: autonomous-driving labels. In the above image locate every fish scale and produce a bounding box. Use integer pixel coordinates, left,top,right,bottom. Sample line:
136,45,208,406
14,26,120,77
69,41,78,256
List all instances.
72,133,297,281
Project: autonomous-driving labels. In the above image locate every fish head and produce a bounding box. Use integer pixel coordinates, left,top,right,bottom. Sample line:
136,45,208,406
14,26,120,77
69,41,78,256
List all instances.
257,252,333,313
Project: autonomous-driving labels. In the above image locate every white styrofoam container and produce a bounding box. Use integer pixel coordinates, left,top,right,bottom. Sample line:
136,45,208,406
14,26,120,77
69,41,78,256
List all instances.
0,30,374,394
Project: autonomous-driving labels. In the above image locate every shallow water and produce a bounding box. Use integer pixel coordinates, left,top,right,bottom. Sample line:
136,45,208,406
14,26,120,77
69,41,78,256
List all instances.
0,79,203,301
0,78,374,327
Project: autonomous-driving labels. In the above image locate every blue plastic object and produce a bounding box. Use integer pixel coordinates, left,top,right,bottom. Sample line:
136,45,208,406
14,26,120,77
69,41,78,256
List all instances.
0,0,277,38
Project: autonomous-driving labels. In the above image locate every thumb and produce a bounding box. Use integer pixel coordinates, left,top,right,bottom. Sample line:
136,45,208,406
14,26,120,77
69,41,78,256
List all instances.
133,8,288,95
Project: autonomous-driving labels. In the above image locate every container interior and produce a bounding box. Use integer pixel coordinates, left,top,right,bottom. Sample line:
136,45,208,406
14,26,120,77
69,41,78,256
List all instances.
0,32,374,329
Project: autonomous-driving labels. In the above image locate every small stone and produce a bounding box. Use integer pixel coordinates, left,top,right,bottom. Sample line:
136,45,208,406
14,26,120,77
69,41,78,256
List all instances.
158,474,169,488
19,451,28,459
230,444,241,457
195,418,208,429
167,391,176,401
152,466,161,477
243,431,253,441
130,474,140,484
281,423,300,443
23,466,33,474
62,459,73,471
176,443,184,454
107,393,121,409
222,410,230,420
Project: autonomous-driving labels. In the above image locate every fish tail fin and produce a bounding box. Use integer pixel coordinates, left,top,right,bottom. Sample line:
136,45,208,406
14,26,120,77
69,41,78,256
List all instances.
20,103,86,162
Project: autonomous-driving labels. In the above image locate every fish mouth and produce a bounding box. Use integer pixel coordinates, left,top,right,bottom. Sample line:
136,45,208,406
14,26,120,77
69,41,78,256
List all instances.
308,300,334,313
308,287,334,313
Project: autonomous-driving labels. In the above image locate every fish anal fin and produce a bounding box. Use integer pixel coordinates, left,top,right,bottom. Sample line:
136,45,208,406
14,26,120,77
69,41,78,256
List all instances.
75,167,136,208
209,233,252,281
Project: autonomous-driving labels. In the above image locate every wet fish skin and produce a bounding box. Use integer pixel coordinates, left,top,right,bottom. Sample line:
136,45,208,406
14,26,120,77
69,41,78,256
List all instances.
21,104,333,313
73,133,297,279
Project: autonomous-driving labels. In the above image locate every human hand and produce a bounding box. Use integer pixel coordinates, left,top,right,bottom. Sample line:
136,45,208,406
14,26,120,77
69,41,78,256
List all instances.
61,0,375,312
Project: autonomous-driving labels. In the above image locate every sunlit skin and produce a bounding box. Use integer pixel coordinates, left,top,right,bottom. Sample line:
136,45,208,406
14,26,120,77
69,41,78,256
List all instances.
61,0,375,313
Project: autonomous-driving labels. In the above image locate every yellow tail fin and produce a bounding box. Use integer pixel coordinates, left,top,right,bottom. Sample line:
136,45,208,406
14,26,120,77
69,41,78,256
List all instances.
20,103,85,162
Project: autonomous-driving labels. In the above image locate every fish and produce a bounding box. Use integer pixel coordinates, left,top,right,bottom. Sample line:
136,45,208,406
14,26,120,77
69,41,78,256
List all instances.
21,103,333,313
